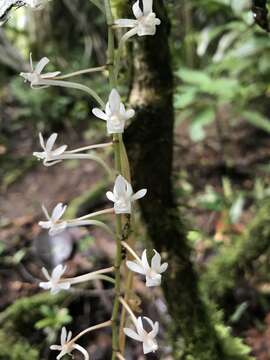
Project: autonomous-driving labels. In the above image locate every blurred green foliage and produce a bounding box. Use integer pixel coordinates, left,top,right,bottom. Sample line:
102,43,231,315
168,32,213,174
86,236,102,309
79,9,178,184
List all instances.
174,0,270,141
0,292,68,359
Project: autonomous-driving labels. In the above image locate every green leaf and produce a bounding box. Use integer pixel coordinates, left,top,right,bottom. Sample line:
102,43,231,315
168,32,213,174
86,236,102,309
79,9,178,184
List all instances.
243,111,270,133
201,78,240,99
174,89,197,109
189,108,215,141
176,68,212,87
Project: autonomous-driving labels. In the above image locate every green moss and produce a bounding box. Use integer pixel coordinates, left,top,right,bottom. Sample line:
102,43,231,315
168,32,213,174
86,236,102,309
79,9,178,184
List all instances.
0,292,67,360
202,200,270,303
0,331,39,360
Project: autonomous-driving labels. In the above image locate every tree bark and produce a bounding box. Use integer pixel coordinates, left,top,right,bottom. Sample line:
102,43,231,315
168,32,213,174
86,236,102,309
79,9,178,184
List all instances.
124,1,253,359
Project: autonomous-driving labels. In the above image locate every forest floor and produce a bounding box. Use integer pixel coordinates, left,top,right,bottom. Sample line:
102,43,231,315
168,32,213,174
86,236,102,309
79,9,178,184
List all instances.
1,117,270,359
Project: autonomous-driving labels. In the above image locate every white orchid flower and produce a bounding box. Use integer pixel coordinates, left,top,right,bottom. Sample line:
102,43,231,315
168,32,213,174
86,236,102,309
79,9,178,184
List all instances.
126,249,168,287
33,133,67,166
50,327,89,360
39,203,114,236
39,203,68,236
92,89,135,134
39,264,71,294
106,175,147,214
114,0,161,37
124,316,159,354
20,54,60,88
33,132,113,169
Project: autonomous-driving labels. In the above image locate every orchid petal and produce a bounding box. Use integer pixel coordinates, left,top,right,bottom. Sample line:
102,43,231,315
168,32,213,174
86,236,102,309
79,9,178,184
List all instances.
151,250,161,271
46,133,58,152
50,345,62,351
41,204,50,220
125,109,135,119
132,0,143,18
160,262,168,273
39,132,45,150
114,175,127,196
141,250,150,270
51,203,66,221
67,330,72,342
39,281,51,290
126,182,133,197
131,189,147,201
72,344,89,360
51,145,68,157
106,191,116,203
124,327,142,342
136,317,147,337
92,108,109,121
126,260,146,275
35,57,50,74
142,0,153,15
149,321,159,338
41,266,51,280
143,316,155,329
41,71,61,79
44,159,62,167
29,53,34,71
109,89,121,113
59,282,71,291
105,102,111,116
52,264,66,281
39,220,52,229
61,327,67,346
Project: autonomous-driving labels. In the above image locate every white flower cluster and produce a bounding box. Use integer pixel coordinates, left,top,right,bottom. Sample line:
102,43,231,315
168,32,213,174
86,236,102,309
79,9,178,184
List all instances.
19,0,165,358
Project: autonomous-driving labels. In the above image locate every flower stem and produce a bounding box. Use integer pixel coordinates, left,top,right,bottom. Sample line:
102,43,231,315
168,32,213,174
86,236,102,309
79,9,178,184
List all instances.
66,219,114,236
66,142,113,154
64,267,115,284
55,66,107,80
35,79,105,108
72,344,90,360
119,297,137,325
104,0,116,88
73,208,114,221
114,28,137,80
121,241,141,263
116,352,126,360
43,153,111,176
71,320,112,343
103,2,124,359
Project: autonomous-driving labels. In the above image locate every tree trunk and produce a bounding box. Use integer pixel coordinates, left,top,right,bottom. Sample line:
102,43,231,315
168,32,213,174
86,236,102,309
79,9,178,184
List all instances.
124,1,252,359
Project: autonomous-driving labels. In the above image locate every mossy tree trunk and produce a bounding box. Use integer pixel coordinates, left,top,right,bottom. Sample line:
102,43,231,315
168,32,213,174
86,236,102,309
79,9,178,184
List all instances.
122,1,255,359
124,1,227,359
202,200,270,306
